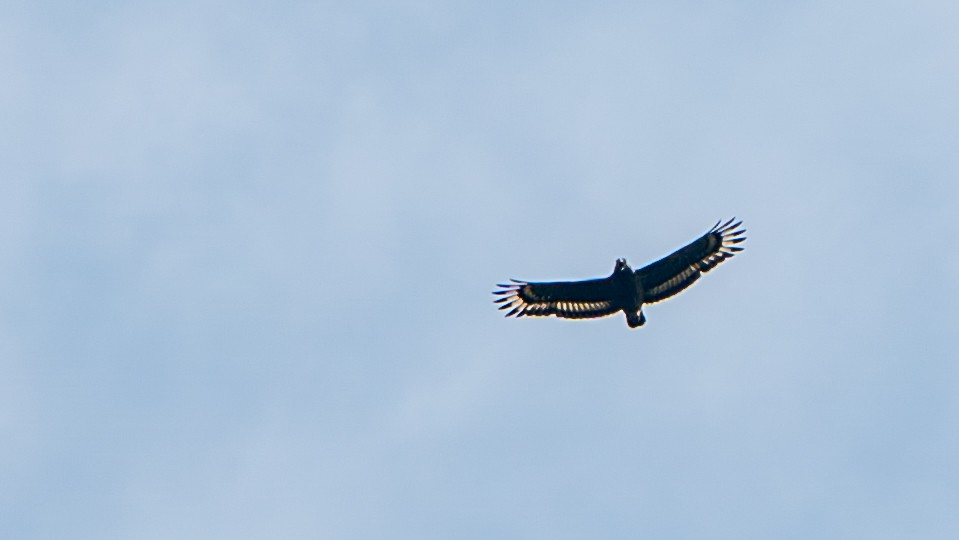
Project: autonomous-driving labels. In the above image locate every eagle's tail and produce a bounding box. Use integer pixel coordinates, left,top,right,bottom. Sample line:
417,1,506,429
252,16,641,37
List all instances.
627,310,646,328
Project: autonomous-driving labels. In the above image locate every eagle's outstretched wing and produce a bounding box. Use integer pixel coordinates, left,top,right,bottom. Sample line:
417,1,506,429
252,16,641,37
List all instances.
637,218,746,304
493,277,622,319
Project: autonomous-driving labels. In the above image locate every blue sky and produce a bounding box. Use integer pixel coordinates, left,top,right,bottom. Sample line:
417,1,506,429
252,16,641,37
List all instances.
2,1,958,538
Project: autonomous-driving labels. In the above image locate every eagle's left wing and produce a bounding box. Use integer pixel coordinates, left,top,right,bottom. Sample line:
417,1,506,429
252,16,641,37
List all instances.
637,218,746,304
493,276,622,320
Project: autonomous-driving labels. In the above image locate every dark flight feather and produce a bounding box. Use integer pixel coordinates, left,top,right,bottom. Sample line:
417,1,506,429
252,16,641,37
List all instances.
494,278,622,319
637,218,746,304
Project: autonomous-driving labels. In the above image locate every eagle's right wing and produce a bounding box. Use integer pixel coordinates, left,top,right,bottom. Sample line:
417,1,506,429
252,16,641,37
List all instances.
493,277,621,319
637,218,746,304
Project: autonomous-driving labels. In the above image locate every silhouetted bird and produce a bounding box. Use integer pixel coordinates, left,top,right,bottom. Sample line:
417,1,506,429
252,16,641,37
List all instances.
493,218,746,328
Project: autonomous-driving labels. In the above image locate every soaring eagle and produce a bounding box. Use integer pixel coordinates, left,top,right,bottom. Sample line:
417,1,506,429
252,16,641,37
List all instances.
493,218,746,328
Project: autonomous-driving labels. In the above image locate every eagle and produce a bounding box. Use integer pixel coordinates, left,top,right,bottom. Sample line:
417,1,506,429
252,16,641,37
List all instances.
493,218,746,328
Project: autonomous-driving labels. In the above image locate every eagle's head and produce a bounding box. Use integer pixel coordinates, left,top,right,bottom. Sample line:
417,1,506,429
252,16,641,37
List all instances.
614,258,631,272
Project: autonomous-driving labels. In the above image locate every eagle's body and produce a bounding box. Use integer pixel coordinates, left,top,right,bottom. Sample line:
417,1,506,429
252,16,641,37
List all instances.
493,218,746,328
